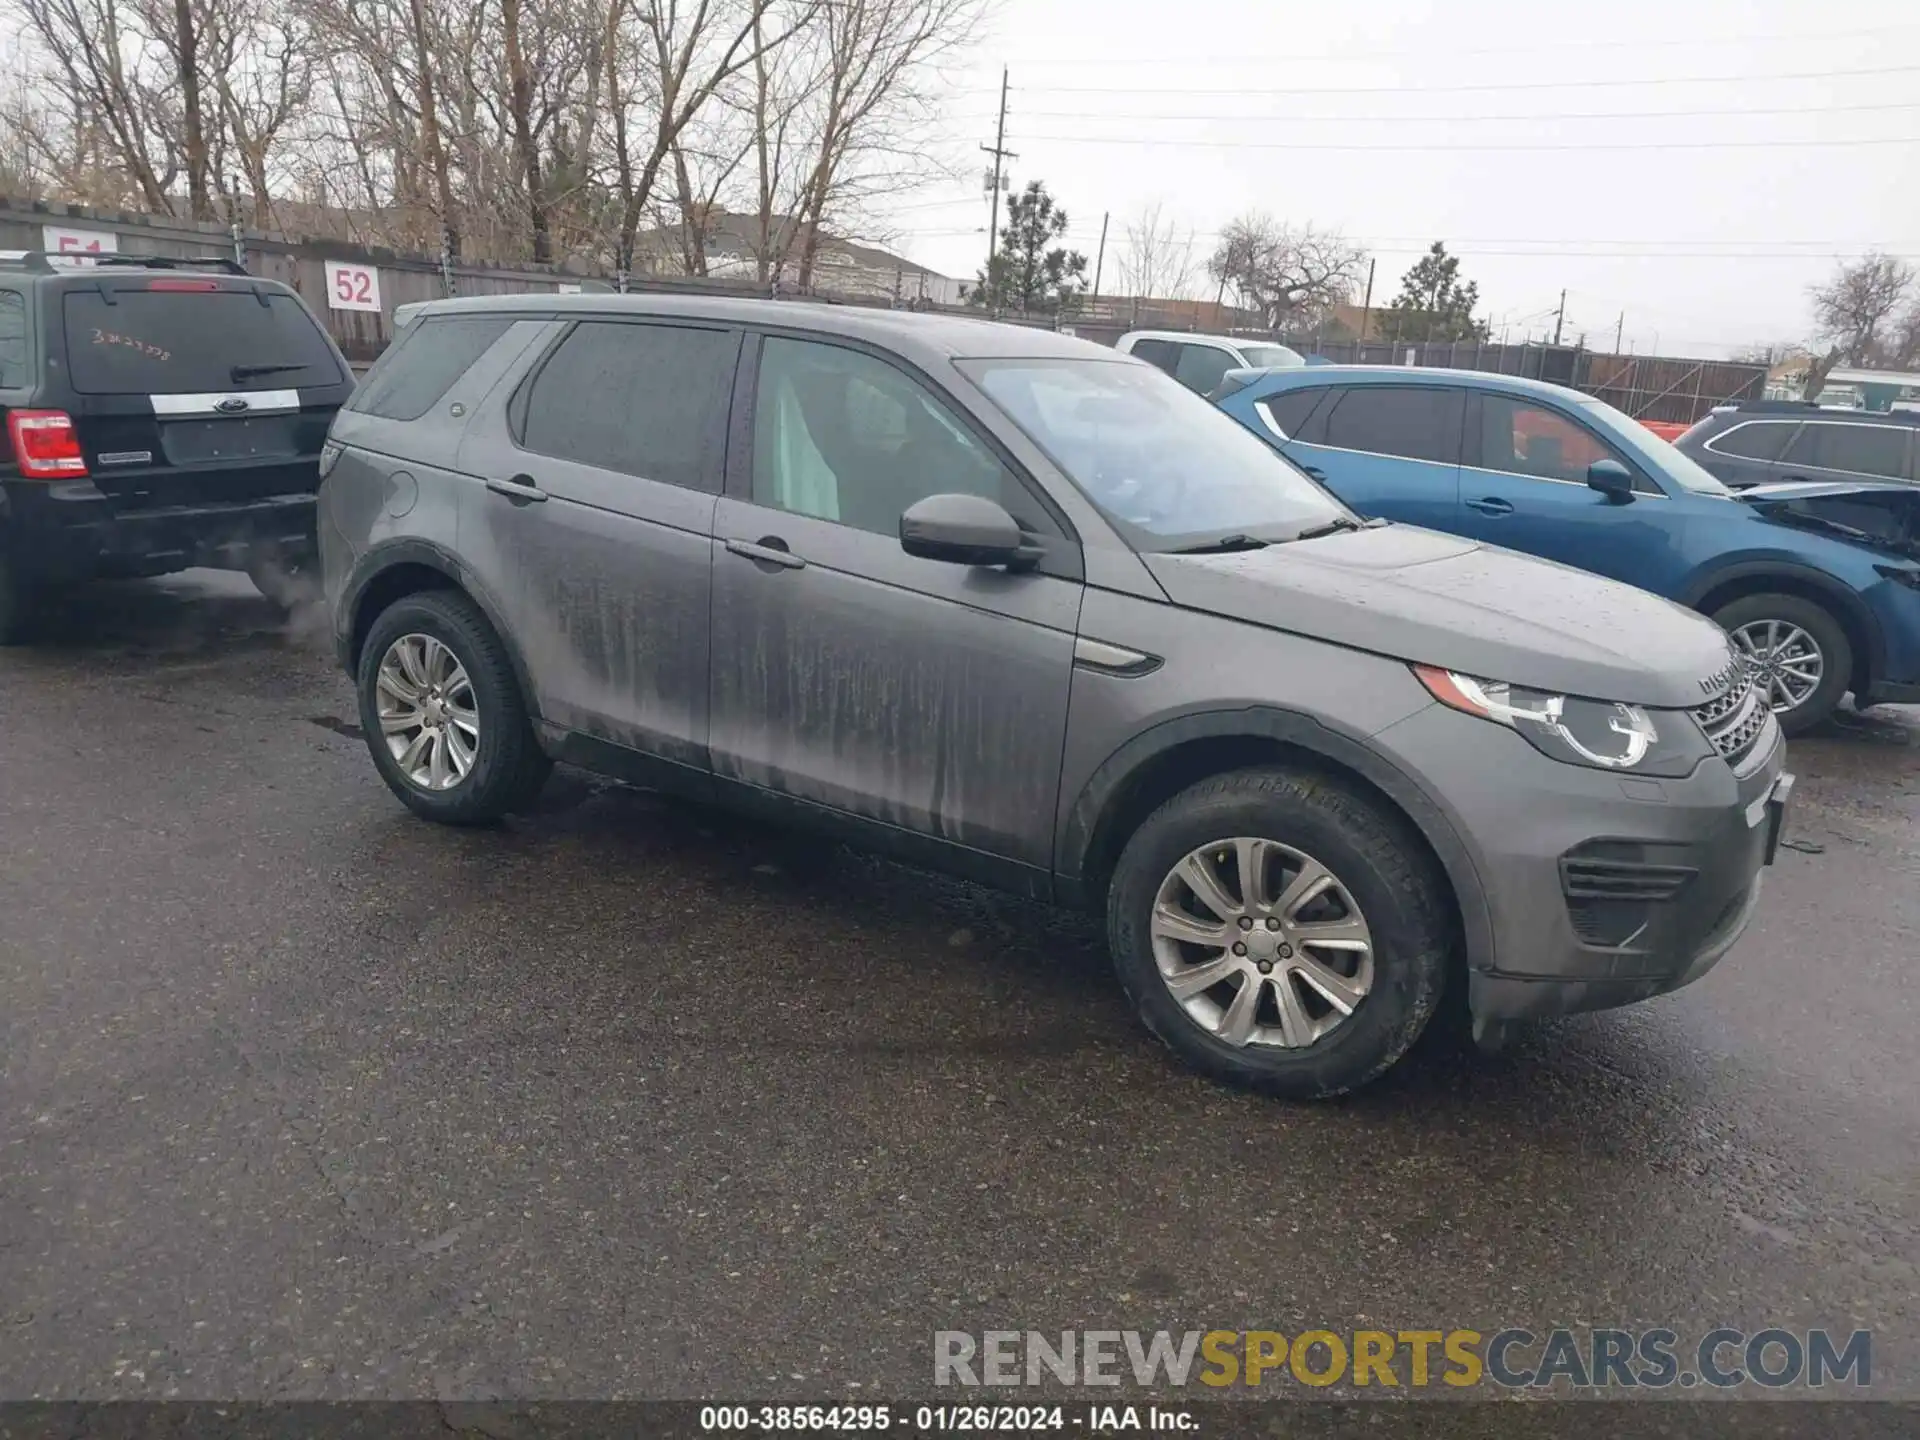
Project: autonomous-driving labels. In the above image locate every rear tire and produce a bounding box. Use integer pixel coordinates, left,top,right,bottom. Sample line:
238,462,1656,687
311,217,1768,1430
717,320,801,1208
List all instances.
356,590,551,824
1106,766,1453,1099
1710,592,1851,737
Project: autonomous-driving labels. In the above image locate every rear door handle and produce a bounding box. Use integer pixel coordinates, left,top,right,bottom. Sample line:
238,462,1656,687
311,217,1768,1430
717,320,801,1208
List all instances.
1465,496,1515,516
486,474,547,503
1298,464,1326,480
725,536,807,570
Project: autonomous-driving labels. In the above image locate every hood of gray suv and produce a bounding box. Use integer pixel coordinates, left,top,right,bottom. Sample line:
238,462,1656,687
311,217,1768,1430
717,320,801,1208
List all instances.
1144,524,1735,709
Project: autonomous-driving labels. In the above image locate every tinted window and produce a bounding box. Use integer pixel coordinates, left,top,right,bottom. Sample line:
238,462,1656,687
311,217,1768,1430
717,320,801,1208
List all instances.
753,336,1028,538
0,291,26,388
352,316,512,421
521,321,733,490
61,289,341,395
1478,395,1620,482
1259,388,1325,440
1708,419,1797,462
1321,386,1463,465
1171,344,1235,395
1128,338,1177,374
1781,422,1909,479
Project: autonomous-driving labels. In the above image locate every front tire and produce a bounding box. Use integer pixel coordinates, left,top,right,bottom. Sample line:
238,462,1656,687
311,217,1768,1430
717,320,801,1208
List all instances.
1711,593,1851,736
1107,766,1453,1099
356,590,551,824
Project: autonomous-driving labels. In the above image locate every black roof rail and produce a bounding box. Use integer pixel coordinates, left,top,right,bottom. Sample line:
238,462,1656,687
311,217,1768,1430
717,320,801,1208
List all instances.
0,250,248,276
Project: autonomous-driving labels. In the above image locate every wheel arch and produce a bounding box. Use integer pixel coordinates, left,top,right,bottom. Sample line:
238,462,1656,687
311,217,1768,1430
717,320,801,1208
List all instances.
1057,707,1495,976
341,540,542,721
1682,559,1882,695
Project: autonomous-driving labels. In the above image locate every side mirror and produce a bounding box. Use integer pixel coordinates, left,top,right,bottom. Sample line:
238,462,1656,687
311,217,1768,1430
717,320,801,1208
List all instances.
900,493,1026,567
1587,459,1635,504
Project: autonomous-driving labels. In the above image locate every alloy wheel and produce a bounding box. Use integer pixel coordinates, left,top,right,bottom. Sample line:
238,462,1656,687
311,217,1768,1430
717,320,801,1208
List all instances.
375,633,480,791
1731,619,1825,714
1149,837,1375,1049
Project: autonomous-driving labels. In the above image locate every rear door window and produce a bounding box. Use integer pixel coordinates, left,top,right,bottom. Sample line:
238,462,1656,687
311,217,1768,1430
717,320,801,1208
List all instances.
1707,419,1798,462
1171,343,1236,395
62,287,343,395
1322,386,1465,465
517,320,735,491
350,316,513,421
1781,422,1910,479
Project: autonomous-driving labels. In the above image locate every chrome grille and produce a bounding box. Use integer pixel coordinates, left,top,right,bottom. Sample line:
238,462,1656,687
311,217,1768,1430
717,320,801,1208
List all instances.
1692,669,1770,766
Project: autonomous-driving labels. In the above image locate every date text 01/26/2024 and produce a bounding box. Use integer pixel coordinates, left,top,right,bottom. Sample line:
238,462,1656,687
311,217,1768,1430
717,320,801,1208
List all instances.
699,1405,1195,1432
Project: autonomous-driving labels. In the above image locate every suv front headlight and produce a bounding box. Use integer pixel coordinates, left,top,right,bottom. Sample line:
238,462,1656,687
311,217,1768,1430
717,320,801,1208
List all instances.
1412,666,1712,778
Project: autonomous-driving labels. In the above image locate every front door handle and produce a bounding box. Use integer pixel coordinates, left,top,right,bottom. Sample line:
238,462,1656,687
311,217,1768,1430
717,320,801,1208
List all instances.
1299,464,1327,480
725,536,806,570
486,474,547,503
1465,496,1515,516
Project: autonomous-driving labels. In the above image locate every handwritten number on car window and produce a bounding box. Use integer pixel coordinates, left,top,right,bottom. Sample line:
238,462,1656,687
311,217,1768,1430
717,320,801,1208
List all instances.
90,327,171,362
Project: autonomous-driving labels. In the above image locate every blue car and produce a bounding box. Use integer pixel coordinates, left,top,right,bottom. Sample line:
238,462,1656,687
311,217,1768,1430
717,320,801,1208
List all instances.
1215,366,1920,734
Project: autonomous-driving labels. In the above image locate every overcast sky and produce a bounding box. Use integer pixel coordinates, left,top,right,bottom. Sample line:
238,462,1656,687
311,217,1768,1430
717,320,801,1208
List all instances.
872,0,1920,357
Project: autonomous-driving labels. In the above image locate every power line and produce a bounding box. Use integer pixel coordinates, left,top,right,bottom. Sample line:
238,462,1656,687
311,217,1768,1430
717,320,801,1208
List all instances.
1008,62,1920,97
886,231,1920,260
1002,22,1920,67
983,100,1920,124
1002,133,1920,152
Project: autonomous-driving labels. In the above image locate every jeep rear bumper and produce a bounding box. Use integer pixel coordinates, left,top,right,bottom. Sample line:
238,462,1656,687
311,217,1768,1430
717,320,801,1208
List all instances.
1,478,315,583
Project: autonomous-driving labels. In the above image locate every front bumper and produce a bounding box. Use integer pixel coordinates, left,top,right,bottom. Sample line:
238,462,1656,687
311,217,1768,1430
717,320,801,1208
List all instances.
1,478,316,583
1374,702,1791,1022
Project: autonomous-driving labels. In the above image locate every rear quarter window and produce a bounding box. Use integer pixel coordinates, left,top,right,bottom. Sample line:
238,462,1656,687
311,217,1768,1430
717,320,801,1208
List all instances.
0,291,27,388
349,316,515,421
61,287,343,396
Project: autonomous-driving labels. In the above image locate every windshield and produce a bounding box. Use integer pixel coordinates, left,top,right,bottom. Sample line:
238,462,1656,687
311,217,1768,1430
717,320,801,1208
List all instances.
957,356,1347,548
1238,344,1304,370
1577,398,1732,496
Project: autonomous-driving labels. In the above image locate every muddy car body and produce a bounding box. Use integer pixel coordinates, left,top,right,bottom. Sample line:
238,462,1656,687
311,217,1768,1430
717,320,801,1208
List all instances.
320,297,1791,1096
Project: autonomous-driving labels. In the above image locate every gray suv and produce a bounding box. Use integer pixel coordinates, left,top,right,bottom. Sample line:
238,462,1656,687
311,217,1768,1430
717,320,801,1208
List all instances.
320,296,1792,1097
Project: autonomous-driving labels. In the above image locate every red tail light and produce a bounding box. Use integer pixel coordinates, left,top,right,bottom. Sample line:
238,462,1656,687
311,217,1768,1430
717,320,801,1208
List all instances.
7,409,88,478
148,278,220,291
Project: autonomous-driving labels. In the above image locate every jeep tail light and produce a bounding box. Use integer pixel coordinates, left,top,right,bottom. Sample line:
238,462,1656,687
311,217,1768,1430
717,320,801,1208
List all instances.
7,409,88,478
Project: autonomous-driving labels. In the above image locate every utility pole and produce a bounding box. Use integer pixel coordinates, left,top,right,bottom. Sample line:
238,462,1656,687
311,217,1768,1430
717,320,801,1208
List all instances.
980,67,1015,301
1613,310,1624,355
1358,256,1376,346
1091,210,1109,301
1552,288,1567,346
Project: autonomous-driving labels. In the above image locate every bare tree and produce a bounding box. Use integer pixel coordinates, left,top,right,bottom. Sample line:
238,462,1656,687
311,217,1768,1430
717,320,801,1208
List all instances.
1116,200,1197,302
1809,252,1915,365
601,0,790,281
785,0,983,289
16,0,178,211
4,0,983,287
1206,213,1366,331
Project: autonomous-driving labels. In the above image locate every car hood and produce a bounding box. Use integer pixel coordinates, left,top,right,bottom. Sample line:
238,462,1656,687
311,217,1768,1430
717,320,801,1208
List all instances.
1738,479,1917,501
1143,524,1736,709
